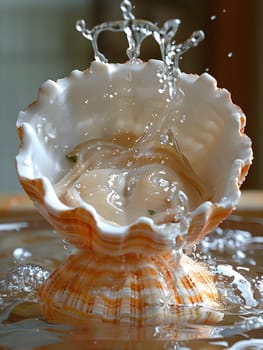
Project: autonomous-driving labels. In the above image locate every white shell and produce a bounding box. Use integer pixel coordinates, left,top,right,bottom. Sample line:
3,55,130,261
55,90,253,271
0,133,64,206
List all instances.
16,60,252,256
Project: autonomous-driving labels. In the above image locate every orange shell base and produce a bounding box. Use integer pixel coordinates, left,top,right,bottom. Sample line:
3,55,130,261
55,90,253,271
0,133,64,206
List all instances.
39,249,223,326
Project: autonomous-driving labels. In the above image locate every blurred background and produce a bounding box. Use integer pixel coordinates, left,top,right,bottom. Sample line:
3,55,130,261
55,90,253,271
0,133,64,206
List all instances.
0,0,261,193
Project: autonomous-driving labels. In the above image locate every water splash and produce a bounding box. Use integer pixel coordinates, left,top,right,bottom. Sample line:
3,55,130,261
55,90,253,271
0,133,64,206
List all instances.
195,226,263,313
76,0,204,99
0,264,50,300
74,1,205,231
76,0,158,63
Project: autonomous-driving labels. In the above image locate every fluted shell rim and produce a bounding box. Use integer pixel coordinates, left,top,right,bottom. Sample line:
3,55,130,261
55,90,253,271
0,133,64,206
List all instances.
16,60,252,254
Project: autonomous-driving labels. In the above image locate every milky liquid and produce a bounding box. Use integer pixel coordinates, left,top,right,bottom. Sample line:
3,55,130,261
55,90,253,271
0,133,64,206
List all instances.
0,216,262,349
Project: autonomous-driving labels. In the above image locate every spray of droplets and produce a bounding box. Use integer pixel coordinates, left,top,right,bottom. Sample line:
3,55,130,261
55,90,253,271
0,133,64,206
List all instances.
76,0,204,100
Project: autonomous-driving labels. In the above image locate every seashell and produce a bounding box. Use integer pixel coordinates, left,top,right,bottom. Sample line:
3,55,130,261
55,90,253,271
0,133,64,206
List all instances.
16,59,252,326
16,60,252,256
39,251,223,326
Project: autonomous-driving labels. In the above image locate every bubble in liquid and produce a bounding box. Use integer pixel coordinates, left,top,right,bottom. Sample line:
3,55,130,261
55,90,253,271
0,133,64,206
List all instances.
228,52,233,58
211,15,217,21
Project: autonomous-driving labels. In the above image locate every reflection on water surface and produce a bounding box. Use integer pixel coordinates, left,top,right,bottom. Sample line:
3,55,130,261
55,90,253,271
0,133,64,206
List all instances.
0,215,262,350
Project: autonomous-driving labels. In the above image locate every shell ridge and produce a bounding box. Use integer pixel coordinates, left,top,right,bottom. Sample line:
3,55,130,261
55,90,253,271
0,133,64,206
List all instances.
38,250,223,325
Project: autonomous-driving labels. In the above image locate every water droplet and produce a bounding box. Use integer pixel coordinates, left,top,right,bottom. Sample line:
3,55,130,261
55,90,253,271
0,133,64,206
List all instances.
48,130,56,139
180,114,186,123
144,122,152,132
13,248,32,260
158,85,166,94
158,178,170,189
120,0,135,21
23,159,31,166
76,19,86,33
160,133,169,145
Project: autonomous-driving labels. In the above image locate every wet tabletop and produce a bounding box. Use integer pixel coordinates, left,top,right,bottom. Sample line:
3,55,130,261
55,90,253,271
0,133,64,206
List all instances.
0,191,262,350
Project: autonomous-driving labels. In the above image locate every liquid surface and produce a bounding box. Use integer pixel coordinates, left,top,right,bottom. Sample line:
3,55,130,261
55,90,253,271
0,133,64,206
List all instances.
55,133,204,230
0,215,262,350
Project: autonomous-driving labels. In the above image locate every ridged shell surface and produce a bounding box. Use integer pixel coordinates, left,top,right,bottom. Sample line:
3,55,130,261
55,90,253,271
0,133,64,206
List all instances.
39,251,222,326
16,60,252,255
